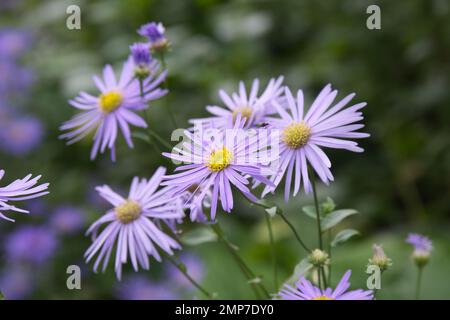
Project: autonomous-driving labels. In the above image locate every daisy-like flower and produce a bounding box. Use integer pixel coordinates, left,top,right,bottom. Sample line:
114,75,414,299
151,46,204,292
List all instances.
84,167,184,280
263,85,369,201
189,77,285,130
162,116,276,220
137,22,169,52
278,270,373,300
59,57,167,161
0,169,49,222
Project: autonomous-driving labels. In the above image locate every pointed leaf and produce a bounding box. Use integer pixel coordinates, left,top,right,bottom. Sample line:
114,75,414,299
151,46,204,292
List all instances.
302,205,320,219
321,209,358,231
181,227,218,246
331,229,360,247
285,257,313,284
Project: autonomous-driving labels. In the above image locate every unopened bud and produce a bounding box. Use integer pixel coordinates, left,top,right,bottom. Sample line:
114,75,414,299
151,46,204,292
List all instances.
368,244,392,271
412,250,430,268
309,249,329,266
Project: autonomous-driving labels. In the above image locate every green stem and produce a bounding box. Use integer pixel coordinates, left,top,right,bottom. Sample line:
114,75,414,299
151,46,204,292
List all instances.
158,52,178,128
277,211,311,253
415,266,423,300
210,223,270,299
165,254,214,299
327,229,332,285
265,214,278,291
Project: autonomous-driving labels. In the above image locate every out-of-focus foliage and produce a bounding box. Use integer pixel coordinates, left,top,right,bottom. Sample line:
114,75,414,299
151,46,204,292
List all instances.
0,0,449,299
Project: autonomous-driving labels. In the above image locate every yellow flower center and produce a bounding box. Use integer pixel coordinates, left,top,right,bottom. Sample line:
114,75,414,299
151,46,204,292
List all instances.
313,296,334,300
232,106,252,123
115,200,141,224
282,121,311,149
207,147,234,172
99,91,123,113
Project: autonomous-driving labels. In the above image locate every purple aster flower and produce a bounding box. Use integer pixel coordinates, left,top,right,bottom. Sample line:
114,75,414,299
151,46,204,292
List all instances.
0,29,31,59
262,85,369,201
84,167,184,280
130,42,151,66
406,233,432,253
162,116,275,220
190,77,284,130
178,183,212,222
0,115,44,156
168,253,204,291
50,205,86,235
137,22,168,50
0,60,34,97
5,226,58,264
278,270,373,300
116,275,179,300
0,265,35,300
59,57,167,161
0,169,49,222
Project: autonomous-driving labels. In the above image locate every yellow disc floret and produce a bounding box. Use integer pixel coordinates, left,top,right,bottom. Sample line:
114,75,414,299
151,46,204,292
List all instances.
232,106,253,123
313,296,334,300
99,91,123,113
207,147,234,172
282,121,311,149
115,200,141,224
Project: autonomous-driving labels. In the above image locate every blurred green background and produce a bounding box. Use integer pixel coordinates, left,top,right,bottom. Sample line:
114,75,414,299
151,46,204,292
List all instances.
0,0,449,299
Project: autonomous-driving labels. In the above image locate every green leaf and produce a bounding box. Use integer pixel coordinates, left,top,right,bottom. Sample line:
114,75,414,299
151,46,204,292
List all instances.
331,229,360,247
180,227,218,246
321,197,336,215
131,131,150,143
302,205,320,219
285,258,313,284
252,199,281,217
321,209,358,231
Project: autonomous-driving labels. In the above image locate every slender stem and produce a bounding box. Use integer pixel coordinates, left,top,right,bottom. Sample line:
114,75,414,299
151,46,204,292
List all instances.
165,254,214,299
310,173,327,289
210,222,270,299
158,52,178,128
317,267,322,289
327,230,332,285
277,211,311,253
415,266,423,300
146,127,172,150
265,214,278,291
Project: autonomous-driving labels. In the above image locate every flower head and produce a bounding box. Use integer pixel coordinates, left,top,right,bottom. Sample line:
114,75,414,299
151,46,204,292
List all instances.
60,57,167,161
263,85,369,201
0,115,44,156
406,233,432,267
368,244,392,271
50,205,85,235
278,270,373,300
190,77,284,130
162,116,275,220
129,42,156,79
137,22,169,52
0,170,49,222
84,167,184,280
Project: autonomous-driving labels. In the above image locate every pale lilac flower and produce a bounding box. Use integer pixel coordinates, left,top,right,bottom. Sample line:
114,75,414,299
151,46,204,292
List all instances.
0,265,35,300
116,275,179,300
0,170,49,222
190,77,284,130
0,29,31,59
162,117,275,220
50,205,85,235
5,226,58,264
263,85,369,201
406,233,432,252
178,183,212,222
137,22,168,50
0,115,44,156
59,57,167,161
84,167,184,280
278,270,373,300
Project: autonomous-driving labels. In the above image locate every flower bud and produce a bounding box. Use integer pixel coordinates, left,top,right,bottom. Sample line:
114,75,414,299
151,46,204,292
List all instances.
412,250,430,268
309,249,329,267
368,244,392,271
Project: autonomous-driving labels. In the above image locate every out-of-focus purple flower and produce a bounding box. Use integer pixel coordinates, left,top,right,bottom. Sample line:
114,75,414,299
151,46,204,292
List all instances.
50,206,85,235
168,253,204,291
0,115,44,156
116,275,179,300
130,42,151,66
0,29,31,59
59,57,167,161
5,226,58,264
84,167,184,280
0,60,34,97
406,233,432,253
190,77,285,130
137,22,168,51
262,85,369,201
278,270,373,300
0,170,49,222
0,265,35,300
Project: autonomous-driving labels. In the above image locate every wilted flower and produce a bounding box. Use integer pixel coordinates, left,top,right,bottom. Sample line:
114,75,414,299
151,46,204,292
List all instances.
84,167,184,280
0,170,49,222
138,22,169,52
162,116,275,220
278,270,373,300
60,57,167,161
5,226,58,264
190,77,284,130
368,244,392,271
406,233,432,267
263,85,369,201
